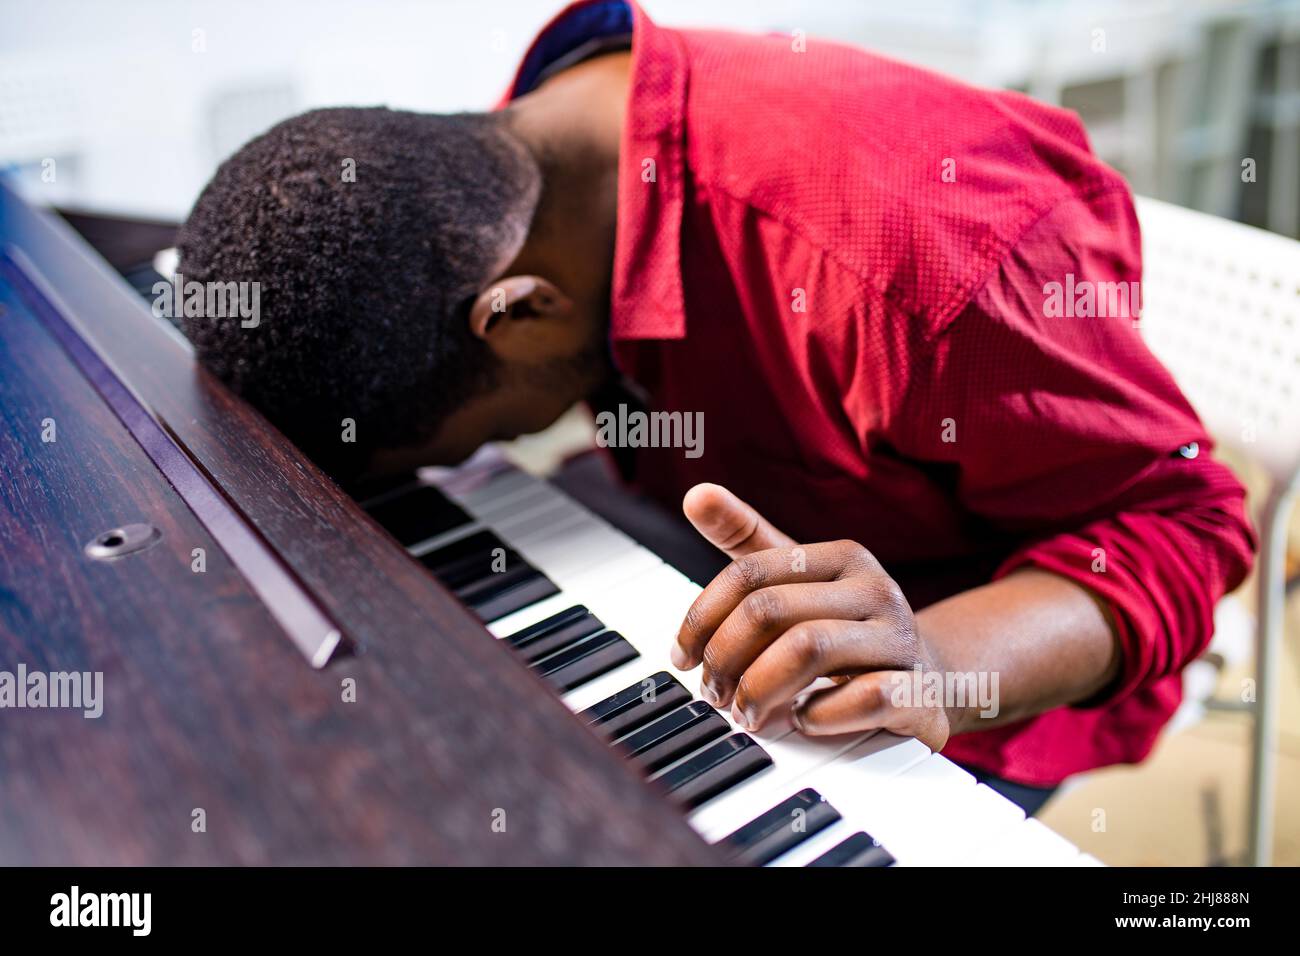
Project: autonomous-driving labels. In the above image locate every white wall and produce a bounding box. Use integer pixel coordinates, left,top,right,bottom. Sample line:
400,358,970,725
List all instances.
3,0,1279,222
0,0,836,217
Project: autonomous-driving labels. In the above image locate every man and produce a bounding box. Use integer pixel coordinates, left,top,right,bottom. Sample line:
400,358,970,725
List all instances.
179,0,1255,811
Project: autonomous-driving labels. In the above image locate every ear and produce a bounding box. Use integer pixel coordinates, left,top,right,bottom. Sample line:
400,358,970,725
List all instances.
468,275,572,340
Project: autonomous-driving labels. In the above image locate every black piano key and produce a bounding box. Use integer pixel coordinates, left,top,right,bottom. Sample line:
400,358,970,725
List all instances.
506,606,605,664
456,558,536,601
345,471,420,505
418,530,517,590
364,484,473,547
507,605,594,645
807,831,895,868
618,701,731,774
581,671,691,739
453,555,554,602
537,631,639,692
653,734,773,810
467,572,559,623
719,788,841,866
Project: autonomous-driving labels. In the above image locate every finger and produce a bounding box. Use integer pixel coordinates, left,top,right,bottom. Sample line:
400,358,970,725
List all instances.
682,483,796,559
791,671,950,751
698,583,883,707
672,540,877,669
732,620,915,729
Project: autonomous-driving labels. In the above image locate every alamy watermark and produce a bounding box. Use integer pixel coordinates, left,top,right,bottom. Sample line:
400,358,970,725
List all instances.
594,403,704,459
50,886,150,936
890,664,1000,719
1042,273,1142,321
0,665,103,718
152,272,260,328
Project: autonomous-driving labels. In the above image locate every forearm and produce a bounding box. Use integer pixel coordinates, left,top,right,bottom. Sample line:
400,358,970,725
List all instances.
915,567,1121,736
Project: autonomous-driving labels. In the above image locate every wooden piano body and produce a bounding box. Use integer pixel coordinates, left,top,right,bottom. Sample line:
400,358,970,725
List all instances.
0,181,720,865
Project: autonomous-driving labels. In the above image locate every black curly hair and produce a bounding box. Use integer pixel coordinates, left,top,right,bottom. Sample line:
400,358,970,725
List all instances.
177,106,541,479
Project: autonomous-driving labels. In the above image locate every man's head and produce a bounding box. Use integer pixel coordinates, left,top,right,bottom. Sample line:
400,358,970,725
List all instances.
178,106,610,480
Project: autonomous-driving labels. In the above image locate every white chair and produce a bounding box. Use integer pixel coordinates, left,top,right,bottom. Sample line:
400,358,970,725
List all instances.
1135,196,1300,866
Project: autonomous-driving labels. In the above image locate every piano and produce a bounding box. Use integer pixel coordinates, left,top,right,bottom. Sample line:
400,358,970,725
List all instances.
0,179,1099,866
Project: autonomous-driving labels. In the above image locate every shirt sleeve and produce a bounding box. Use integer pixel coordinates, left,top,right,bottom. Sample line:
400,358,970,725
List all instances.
886,185,1257,704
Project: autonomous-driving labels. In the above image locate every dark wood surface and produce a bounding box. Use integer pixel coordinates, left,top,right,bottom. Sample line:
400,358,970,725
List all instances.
0,184,721,865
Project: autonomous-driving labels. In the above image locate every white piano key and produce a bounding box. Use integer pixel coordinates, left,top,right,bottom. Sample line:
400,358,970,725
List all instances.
834,759,1015,866
1021,818,1089,863
579,569,699,643
486,497,583,539
470,483,566,523
963,817,1083,866
512,521,641,582
690,731,925,841
879,780,1027,867
449,467,536,509
561,547,665,596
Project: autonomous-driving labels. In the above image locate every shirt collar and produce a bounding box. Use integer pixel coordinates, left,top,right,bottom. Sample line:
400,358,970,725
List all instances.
505,0,689,341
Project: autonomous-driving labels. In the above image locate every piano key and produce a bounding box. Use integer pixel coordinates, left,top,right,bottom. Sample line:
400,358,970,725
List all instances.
486,496,587,543
576,665,860,795
653,734,773,810
453,467,541,510
574,567,701,649
471,482,566,524
1020,819,1090,864
466,570,559,623
419,530,520,591
764,817,857,867
894,782,1025,867
487,589,584,639
505,605,604,661
429,548,560,622
839,753,977,861
807,830,895,868
537,630,640,692
718,788,841,866
788,750,1006,867
554,547,665,597
581,671,692,739
689,731,927,841
511,522,642,584
456,557,540,602
504,606,600,650
346,472,421,506
406,522,487,559
618,701,731,773
363,483,473,548
561,657,666,714
955,817,1082,867
683,720,872,837
487,551,666,643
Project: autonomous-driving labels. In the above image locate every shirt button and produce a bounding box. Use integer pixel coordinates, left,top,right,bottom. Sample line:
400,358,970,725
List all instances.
1178,442,1200,459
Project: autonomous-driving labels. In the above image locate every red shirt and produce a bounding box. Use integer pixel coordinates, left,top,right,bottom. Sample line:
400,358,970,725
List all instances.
507,1,1256,786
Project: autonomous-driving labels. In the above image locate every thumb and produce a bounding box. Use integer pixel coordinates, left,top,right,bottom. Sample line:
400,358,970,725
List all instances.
682,483,797,559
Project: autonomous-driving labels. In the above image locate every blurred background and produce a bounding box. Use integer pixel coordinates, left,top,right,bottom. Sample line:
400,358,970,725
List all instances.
3,0,1298,866
2,0,1299,235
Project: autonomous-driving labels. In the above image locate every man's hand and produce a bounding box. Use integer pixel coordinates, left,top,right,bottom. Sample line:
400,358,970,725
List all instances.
671,483,952,750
